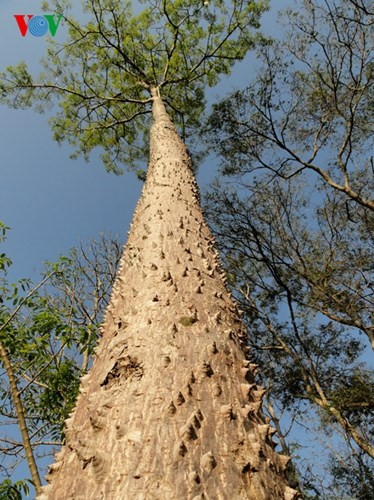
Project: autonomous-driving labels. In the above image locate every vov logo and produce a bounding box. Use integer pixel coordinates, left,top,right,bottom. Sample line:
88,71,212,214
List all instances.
14,15,62,37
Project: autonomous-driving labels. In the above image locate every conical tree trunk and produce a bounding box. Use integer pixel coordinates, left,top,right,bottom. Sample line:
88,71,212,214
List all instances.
38,89,298,499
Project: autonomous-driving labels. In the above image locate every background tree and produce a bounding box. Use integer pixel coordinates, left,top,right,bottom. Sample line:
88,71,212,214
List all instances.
203,178,373,496
203,0,373,496
205,0,373,212
0,227,121,496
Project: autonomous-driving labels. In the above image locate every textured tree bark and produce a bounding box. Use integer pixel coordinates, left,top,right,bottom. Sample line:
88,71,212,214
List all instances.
38,89,299,499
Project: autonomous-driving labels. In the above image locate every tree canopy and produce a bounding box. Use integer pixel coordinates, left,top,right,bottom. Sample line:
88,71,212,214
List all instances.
1,0,268,173
206,0,373,211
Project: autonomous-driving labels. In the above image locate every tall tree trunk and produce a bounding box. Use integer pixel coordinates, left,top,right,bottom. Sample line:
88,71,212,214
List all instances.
38,89,298,499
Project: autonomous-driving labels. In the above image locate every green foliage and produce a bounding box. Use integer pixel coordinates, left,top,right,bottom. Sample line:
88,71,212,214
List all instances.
0,478,31,500
136,169,147,182
0,224,11,274
0,0,269,174
37,359,81,438
0,230,122,487
329,451,374,499
329,371,374,425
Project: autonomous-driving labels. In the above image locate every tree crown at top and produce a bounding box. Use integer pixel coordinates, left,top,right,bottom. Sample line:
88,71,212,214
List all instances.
1,0,268,173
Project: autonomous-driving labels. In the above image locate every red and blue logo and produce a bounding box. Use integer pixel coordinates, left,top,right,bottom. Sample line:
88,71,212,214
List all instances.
14,15,62,37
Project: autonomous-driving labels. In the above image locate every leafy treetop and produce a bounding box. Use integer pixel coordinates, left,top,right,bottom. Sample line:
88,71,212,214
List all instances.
0,0,268,173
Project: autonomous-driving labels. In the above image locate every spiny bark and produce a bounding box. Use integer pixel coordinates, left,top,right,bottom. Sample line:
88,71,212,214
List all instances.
38,91,299,499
